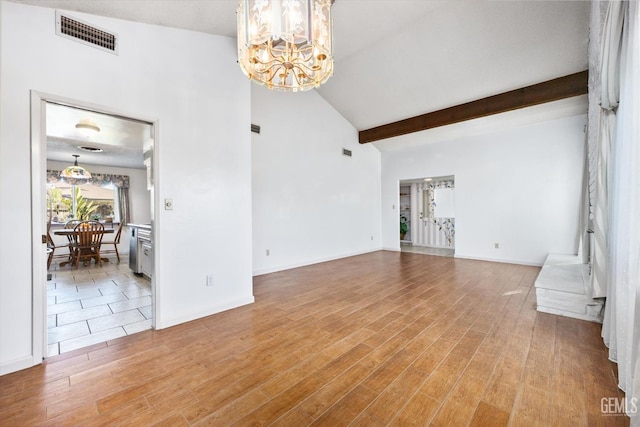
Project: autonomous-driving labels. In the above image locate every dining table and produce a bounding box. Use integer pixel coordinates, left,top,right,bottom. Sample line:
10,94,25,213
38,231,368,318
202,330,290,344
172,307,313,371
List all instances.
53,228,114,267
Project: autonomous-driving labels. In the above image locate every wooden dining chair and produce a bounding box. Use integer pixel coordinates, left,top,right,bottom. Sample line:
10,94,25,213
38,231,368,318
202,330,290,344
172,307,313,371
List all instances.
64,220,81,229
99,222,123,262
71,221,105,267
46,221,72,269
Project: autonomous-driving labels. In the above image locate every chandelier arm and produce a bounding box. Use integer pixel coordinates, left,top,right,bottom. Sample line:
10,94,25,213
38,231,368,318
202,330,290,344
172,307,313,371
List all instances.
252,57,286,69
253,61,287,77
251,48,324,73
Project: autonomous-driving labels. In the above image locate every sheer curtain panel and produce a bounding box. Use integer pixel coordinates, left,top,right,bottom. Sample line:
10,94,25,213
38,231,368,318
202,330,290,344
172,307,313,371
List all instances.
594,1,640,424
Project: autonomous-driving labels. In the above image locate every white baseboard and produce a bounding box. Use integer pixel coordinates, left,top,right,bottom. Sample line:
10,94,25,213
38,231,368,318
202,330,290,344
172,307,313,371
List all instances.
251,249,541,277
454,253,543,267
536,305,603,323
411,244,454,249
253,248,381,277
155,295,255,330
0,355,36,376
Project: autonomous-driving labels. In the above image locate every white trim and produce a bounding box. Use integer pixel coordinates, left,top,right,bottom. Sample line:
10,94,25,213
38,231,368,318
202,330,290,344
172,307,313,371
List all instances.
30,92,46,366
0,356,35,376
454,253,543,267
536,305,603,323
150,120,160,330
409,243,455,250
252,248,381,277
154,296,255,330
381,246,401,252
30,91,159,368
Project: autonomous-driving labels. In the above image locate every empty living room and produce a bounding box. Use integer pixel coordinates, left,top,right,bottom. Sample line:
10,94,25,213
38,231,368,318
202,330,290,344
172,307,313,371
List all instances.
1,0,638,425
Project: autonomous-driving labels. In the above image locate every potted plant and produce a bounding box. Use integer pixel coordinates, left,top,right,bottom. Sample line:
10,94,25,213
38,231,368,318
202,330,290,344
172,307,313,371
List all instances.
400,215,408,240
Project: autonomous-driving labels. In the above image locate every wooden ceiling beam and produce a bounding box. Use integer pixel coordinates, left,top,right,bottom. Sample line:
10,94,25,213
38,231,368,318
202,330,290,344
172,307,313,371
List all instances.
358,70,588,144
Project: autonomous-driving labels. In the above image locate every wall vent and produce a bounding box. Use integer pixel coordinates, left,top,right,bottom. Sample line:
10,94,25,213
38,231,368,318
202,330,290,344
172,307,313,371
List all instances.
342,148,352,157
251,124,261,134
55,11,118,55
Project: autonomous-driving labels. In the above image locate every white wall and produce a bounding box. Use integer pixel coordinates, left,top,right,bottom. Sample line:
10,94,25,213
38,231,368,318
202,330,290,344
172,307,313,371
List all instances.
251,88,381,275
0,2,253,374
381,114,586,266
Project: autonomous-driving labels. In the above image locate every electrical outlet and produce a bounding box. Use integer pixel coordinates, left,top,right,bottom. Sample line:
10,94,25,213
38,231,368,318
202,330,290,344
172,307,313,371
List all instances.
494,243,499,249
206,274,214,286
164,198,173,210
266,249,270,256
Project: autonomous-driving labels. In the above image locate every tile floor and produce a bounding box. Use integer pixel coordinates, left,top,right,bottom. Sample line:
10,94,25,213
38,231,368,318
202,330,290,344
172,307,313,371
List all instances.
47,255,152,357
400,242,455,257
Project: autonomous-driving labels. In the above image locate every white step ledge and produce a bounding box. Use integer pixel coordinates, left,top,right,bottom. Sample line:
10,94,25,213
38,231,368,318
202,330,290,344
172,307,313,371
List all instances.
535,253,603,323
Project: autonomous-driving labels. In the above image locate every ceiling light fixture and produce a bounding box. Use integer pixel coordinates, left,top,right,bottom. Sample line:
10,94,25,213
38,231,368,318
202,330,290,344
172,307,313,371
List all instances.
237,0,334,92
75,119,100,136
61,154,92,183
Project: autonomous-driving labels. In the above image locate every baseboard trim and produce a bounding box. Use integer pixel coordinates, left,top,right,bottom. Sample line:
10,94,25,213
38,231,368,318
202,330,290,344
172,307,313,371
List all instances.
406,243,455,249
536,305,603,324
253,248,381,276
0,355,36,376
454,253,543,267
155,295,255,330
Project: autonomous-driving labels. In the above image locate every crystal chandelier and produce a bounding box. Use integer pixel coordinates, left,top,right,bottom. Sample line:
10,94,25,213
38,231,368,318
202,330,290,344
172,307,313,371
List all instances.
237,0,334,92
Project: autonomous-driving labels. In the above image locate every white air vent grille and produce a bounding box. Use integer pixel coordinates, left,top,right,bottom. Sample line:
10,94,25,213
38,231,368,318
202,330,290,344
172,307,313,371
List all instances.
56,11,118,54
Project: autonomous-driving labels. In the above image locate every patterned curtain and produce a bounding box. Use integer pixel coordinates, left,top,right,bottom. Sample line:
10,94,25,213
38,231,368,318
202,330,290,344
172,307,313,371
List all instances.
410,180,455,248
117,187,130,225
46,170,130,188
425,180,455,247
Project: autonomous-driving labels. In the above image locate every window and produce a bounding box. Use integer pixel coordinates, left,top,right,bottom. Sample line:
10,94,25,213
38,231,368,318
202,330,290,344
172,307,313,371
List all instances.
47,169,130,224
47,183,119,223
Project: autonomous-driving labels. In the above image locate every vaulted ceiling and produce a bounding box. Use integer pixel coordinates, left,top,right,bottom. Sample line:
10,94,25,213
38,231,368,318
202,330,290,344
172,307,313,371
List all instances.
9,0,590,158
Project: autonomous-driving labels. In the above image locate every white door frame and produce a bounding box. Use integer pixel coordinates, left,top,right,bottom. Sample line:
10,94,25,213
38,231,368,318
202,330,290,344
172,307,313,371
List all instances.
30,91,160,362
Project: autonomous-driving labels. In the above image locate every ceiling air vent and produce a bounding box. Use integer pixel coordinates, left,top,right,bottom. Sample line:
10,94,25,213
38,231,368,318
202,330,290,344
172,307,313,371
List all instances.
77,146,103,153
251,124,261,134
342,148,352,157
56,11,118,55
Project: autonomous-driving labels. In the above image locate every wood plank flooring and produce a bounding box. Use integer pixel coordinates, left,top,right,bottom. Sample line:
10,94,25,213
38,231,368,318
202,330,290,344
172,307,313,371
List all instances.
0,251,629,426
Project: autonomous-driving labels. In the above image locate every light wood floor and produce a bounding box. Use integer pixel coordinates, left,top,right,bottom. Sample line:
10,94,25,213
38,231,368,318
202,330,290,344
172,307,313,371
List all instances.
0,251,628,426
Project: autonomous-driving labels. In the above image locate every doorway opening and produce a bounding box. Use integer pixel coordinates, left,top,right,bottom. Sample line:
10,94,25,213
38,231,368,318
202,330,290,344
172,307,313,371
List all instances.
31,93,157,359
399,176,455,257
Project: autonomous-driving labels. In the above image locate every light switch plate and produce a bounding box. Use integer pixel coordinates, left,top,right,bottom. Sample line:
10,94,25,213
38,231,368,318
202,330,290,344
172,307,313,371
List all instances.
164,198,173,210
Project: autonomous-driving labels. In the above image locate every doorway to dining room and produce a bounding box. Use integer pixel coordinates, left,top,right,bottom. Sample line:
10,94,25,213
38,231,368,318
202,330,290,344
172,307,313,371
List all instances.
31,94,157,358
399,176,456,257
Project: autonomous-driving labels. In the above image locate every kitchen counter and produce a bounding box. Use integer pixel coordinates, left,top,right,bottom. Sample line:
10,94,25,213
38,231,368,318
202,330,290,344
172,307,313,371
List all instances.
127,223,152,230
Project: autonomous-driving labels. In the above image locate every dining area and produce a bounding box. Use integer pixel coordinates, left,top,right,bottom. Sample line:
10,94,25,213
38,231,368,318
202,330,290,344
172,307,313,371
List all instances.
47,220,123,269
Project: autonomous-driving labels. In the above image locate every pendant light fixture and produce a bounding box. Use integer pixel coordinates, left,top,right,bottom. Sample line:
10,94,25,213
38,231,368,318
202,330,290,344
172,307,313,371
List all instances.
61,154,92,184
237,0,334,92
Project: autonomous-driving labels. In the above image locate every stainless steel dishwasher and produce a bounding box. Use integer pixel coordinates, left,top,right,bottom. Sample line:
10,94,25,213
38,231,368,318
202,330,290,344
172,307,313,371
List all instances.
129,226,140,273
137,228,152,278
